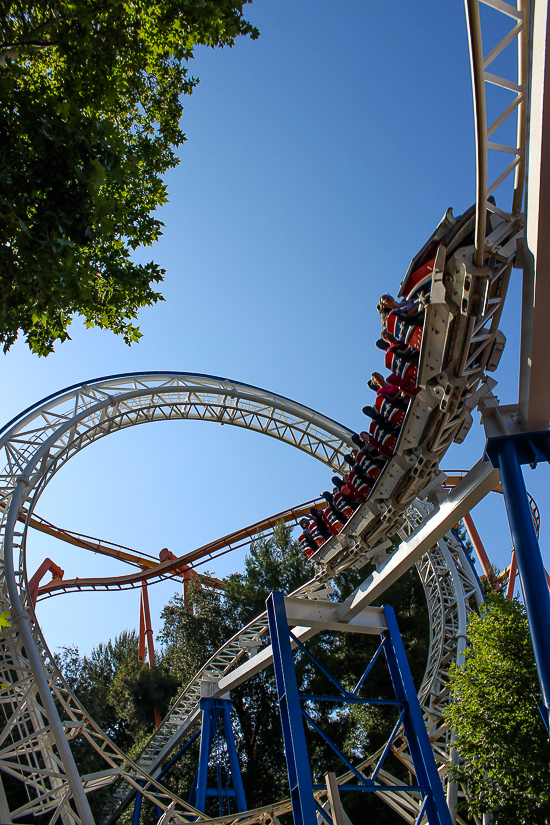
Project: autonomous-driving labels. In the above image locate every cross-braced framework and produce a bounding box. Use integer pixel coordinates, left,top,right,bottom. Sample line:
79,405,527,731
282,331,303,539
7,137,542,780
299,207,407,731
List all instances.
0,373,356,825
105,522,481,825
0,0,535,821
0,371,484,825
465,0,528,264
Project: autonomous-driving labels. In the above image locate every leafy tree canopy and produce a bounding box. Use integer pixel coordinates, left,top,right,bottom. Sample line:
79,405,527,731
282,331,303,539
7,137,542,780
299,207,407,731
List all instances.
158,525,429,822
445,594,550,824
51,525,429,824
0,0,258,355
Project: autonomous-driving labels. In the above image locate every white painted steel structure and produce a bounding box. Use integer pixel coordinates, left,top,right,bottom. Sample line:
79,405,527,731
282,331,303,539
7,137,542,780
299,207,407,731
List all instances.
0,373,492,825
0,374,354,824
519,0,550,430
0,0,543,822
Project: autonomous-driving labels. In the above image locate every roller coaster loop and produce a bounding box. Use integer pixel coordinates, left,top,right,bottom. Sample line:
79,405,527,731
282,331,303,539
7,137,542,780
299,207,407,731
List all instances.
2,0,550,822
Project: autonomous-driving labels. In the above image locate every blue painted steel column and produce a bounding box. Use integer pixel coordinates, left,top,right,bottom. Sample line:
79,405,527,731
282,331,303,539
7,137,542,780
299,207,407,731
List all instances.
486,435,550,729
266,592,317,825
219,700,247,812
383,606,453,825
189,696,247,814
131,784,143,825
193,698,215,812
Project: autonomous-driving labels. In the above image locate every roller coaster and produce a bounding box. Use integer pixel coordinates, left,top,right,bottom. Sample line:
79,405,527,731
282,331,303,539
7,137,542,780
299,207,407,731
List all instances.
0,2,549,824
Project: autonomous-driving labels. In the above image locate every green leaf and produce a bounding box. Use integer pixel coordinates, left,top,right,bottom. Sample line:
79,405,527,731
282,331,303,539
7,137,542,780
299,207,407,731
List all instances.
0,0,259,355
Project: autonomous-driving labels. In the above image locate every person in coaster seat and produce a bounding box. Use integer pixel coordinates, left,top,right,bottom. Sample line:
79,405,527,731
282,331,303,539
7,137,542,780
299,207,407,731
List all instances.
354,449,383,481
298,518,318,556
363,394,408,430
378,293,427,322
321,490,349,529
386,313,424,352
343,451,379,483
322,505,342,535
308,507,332,541
376,334,420,366
368,373,409,406
375,394,407,424
332,476,362,510
359,428,397,460
369,371,419,399
361,407,401,435
330,487,356,521
351,433,388,465
308,516,327,548
386,351,419,384
343,467,371,502
368,419,400,446
344,450,383,483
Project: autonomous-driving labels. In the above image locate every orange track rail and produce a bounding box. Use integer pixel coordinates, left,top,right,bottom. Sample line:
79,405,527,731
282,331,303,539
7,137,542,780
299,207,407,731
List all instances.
32,499,326,600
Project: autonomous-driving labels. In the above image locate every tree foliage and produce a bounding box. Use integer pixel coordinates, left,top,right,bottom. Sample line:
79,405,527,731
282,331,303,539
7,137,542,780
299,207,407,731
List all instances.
445,594,550,824
0,0,258,354
53,631,177,820
51,525,429,824
157,524,429,822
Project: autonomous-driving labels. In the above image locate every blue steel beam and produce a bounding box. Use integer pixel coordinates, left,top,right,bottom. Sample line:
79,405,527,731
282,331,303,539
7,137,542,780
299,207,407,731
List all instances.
218,700,247,812
189,697,247,814
268,592,453,825
485,431,550,730
383,607,453,825
266,592,318,825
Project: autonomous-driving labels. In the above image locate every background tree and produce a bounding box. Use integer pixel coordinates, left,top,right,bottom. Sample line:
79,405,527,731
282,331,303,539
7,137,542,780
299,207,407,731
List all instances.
0,0,258,355
48,525,429,823
157,524,429,823
445,593,550,824
54,631,177,820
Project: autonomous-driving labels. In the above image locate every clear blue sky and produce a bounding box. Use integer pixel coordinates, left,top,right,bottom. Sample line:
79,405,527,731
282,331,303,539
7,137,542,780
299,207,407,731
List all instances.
2,0,547,655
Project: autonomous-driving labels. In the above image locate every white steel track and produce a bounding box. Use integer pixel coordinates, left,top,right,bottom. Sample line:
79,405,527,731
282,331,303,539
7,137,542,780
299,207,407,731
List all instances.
0,374,355,825
0,0,534,822
0,373,485,825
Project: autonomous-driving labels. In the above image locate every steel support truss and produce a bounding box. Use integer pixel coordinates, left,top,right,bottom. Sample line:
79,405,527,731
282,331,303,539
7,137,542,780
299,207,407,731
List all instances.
266,591,453,825
465,0,528,264
133,685,247,822
110,479,484,825
189,691,246,816
0,371,488,825
0,373,353,825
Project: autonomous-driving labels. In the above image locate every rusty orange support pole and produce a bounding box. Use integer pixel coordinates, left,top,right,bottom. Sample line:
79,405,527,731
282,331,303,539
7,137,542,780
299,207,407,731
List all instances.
503,554,550,600
463,513,493,580
141,581,156,667
28,559,65,609
138,588,146,663
139,581,162,728
506,551,518,599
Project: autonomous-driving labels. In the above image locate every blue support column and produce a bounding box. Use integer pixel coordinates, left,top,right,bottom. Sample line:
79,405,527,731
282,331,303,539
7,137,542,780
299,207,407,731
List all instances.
189,695,247,814
131,783,143,825
267,592,452,825
266,591,318,825
218,700,247,812
266,593,452,825
190,699,214,813
383,607,453,825
485,431,550,730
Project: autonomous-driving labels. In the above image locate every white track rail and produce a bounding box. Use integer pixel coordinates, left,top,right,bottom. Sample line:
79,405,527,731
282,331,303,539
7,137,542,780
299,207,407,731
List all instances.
464,0,527,263
0,366,500,825
0,374,355,824
0,1,532,822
